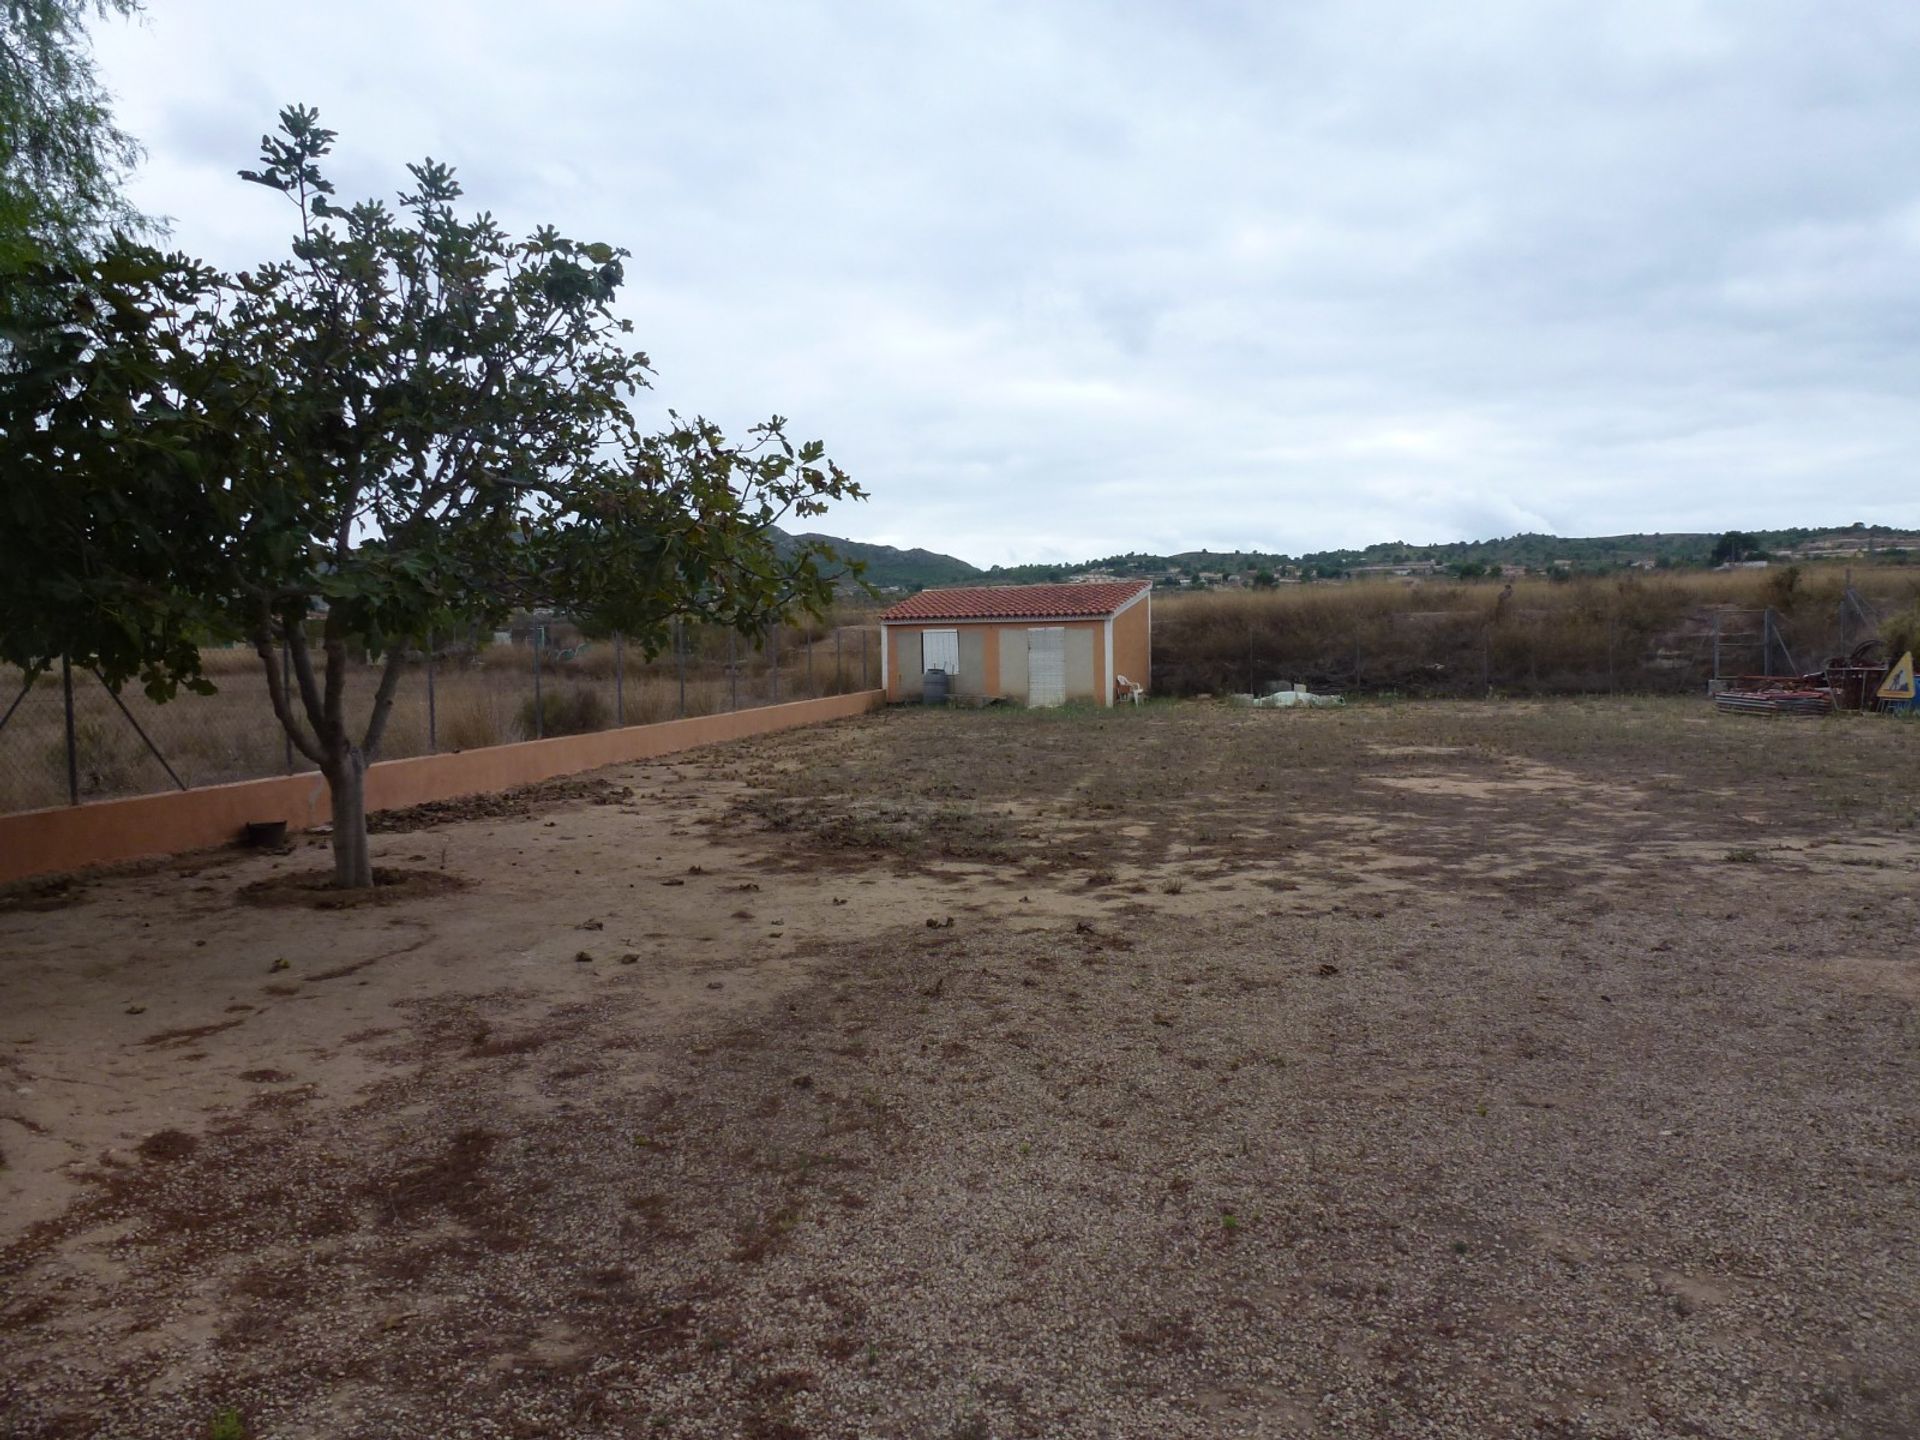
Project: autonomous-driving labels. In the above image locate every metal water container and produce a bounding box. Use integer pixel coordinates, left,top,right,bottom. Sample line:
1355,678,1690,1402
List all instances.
922,669,951,705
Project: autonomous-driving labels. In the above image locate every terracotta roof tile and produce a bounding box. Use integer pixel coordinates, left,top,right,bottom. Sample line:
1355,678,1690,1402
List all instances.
879,580,1151,622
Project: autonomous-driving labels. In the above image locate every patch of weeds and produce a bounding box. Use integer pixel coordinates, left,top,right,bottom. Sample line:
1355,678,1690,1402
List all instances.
0,1295,53,1329
1119,1312,1200,1353
748,1369,818,1402
468,1027,560,1059
137,1129,199,1162
1723,847,1763,864
623,1191,686,1245
140,1018,247,1049
733,1203,804,1263
358,1127,501,1233
208,1409,247,1440
736,795,1022,863
0,874,90,913
238,867,467,908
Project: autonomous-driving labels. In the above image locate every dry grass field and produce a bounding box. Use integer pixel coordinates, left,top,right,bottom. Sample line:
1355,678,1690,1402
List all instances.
2,698,1916,1438
0,624,880,814
1151,564,1920,697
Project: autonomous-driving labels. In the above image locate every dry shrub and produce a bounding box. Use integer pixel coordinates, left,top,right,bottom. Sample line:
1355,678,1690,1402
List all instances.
519,685,610,738
437,691,509,751
557,645,619,680
614,681,681,727
196,646,267,676
476,642,522,670
1884,602,1920,662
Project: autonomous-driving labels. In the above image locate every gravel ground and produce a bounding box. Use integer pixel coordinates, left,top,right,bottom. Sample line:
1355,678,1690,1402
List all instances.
2,699,1916,1438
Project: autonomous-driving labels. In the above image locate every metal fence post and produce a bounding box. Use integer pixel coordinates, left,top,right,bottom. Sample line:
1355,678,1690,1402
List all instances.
675,619,686,718
61,654,78,805
806,627,814,697
729,630,738,711
93,666,185,791
0,675,30,735
835,626,843,695
426,627,438,752
615,631,625,727
862,629,869,688
533,624,544,739
770,625,780,703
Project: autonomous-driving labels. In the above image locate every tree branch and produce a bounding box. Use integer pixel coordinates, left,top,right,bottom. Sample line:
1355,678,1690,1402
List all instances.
320,605,349,743
251,620,327,766
284,616,331,750
360,642,411,759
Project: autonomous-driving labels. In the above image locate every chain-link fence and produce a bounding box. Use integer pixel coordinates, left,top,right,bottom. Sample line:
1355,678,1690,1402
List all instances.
0,619,880,815
1150,581,1908,700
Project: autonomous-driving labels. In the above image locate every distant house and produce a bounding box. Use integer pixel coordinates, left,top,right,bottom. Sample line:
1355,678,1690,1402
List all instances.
878,581,1152,707
1351,561,1443,579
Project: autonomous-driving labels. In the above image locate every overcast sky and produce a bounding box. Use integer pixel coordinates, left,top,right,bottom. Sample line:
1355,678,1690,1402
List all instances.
95,1,1920,566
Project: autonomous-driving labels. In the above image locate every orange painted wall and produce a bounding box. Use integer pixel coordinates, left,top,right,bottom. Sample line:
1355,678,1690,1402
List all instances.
885,619,1115,703
0,690,884,886
1113,596,1151,693
883,620,1013,702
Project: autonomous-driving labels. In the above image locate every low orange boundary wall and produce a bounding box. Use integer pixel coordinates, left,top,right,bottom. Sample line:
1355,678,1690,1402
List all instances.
0,690,884,886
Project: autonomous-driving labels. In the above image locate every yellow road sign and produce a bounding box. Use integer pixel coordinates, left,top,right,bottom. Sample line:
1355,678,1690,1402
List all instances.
1879,650,1915,702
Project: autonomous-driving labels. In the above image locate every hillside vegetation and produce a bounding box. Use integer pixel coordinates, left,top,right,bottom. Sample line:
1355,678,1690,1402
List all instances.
781,523,1917,594
1149,565,1920,698
776,530,981,591
991,525,1917,587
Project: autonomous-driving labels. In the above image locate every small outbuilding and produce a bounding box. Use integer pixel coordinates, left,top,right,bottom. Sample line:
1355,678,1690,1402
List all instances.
879,580,1152,707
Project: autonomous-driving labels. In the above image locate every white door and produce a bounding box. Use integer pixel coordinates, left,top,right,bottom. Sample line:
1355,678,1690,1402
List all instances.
922,628,959,675
1027,627,1066,707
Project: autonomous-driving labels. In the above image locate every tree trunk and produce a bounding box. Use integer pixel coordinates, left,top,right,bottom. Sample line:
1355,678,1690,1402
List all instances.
327,749,373,889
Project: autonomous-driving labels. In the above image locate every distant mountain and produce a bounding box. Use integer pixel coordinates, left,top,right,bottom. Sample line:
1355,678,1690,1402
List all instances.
776,524,1915,594
774,530,984,592
981,525,1915,584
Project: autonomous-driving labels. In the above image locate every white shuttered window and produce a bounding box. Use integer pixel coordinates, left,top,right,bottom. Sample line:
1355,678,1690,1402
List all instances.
923,629,960,674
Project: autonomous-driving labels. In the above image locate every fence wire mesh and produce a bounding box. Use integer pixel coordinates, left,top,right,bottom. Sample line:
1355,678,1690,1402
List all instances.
1149,589,1902,700
0,622,880,815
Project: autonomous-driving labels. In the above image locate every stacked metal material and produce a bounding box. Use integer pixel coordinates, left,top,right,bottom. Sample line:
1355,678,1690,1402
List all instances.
1714,688,1834,717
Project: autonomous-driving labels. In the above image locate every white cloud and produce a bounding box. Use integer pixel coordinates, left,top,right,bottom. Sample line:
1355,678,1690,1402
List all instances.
92,0,1920,566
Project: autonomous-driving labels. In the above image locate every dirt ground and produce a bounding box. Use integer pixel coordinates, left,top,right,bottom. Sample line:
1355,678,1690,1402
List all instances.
1,698,1916,1439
